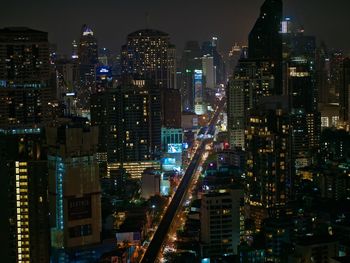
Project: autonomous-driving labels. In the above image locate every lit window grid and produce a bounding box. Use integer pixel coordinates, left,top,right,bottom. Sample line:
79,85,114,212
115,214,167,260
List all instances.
15,161,30,263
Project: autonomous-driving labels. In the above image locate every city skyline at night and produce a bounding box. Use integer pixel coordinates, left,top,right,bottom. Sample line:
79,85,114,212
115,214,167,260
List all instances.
2,0,350,55
1,0,350,262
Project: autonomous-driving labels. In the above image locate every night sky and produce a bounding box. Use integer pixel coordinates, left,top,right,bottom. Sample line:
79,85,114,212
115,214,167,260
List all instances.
1,0,350,56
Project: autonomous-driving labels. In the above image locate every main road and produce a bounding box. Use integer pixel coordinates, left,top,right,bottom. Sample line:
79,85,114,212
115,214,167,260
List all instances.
140,99,224,263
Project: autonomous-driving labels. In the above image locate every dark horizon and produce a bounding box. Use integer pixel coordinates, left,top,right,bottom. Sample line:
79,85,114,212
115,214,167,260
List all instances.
1,0,350,56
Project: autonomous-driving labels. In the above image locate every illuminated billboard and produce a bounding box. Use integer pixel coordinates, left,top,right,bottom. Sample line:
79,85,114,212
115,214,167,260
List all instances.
162,157,176,172
194,69,203,104
167,143,183,153
96,66,112,77
162,157,176,166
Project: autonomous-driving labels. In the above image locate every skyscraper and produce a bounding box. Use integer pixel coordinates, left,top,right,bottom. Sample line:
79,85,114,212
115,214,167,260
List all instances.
0,130,50,263
245,96,291,229
47,118,101,261
227,59,275,149
120,29,180,136
283,21,321,172
180,41,202,112
228,0,283,150
77,24,98,110
248,0,283,95
0,27,51,263
121,29,176,90
78,24,98,66
0,27,52,128
202,38,226,85
91,80,161,164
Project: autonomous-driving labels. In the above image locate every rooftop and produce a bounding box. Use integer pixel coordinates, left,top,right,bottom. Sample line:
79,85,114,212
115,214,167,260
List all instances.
128,28,169,38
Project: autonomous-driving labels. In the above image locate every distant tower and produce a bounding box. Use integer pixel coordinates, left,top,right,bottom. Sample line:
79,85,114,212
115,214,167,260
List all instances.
121,29,176,90
71,40,78,60
180,41,202,112
78,24,98,65
77,24,98,109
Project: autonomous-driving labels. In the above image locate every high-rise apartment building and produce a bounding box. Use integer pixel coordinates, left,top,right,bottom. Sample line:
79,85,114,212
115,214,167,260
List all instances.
0,27,51,263
245,96,291,229
47,119,101,261
121,29,176,90
201,187,244,258
227,59,275,149
0,129,50,263
91,80,161,163
0,27,52,128
120,29,179,134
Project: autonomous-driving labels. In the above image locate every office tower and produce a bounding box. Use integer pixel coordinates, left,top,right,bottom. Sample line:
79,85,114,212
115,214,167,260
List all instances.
227,44,242,78
227,59,275,149
0,130,50,263
78,24,98,66
200,187,244,258
340,58,350,123
248,0,283,95
121,29,176,90
202,55,216,90
47,118,101,260
0,27,52,128
202,38,226,85
228,0,282,150
180,41,202,111
77,24,98,110
245,97,291,229
283,22,321,171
